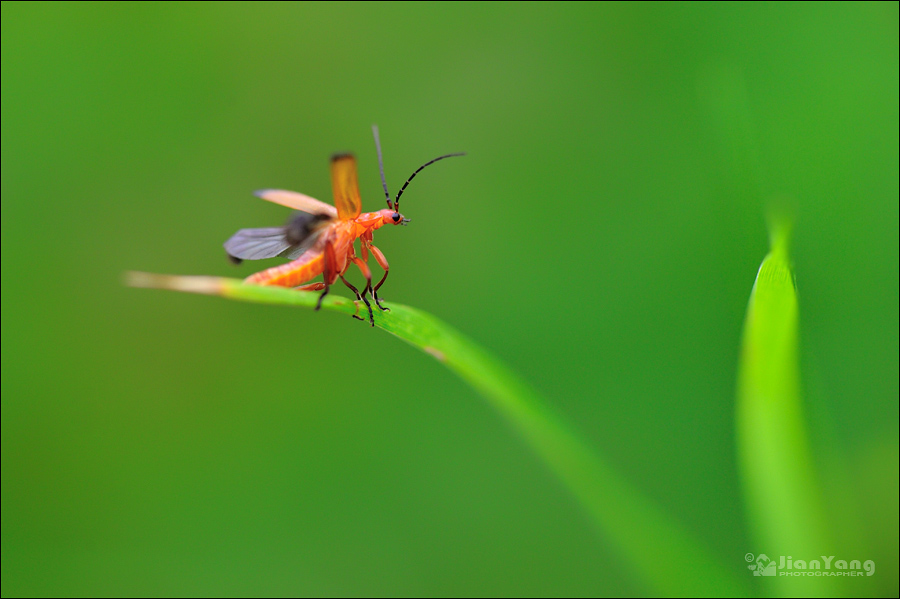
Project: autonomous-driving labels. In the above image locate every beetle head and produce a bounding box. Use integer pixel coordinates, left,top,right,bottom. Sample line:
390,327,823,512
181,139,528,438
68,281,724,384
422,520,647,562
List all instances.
379,208,410,226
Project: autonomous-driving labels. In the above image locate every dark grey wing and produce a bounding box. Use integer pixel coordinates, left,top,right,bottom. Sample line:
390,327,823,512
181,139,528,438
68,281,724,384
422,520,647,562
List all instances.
224,227,293,263
225,212,333,264
279,230,324,260
283,212,333,245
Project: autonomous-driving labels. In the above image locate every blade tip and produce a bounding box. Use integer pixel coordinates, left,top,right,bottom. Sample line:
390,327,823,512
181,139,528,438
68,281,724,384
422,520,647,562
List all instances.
124,270,166,289
124,271,224,295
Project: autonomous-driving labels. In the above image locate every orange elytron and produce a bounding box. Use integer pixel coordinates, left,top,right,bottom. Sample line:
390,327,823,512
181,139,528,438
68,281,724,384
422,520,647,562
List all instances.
224,126,464,325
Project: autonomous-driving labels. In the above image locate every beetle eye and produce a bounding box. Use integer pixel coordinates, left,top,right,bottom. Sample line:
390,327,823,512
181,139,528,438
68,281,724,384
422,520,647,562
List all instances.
392,213,401,222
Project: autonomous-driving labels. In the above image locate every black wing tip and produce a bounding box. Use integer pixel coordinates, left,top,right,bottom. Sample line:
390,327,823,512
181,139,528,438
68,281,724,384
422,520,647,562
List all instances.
331,152,355,163
226,253,243,265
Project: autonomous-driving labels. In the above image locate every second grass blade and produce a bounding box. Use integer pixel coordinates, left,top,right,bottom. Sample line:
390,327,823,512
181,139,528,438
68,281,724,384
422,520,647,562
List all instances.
736,221,833,596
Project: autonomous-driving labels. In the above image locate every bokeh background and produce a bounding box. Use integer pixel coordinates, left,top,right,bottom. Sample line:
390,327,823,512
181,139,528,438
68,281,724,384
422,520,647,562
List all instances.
2,2,897,596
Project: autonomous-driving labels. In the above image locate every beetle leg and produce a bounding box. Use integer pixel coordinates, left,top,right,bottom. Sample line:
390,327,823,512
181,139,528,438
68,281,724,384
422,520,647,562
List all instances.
339,274,369,323
315,286,329,311
359,238,369,262
348,256,375,326
295,283,326,292
350,300,365,321
316,237,339,311
366,242,391,311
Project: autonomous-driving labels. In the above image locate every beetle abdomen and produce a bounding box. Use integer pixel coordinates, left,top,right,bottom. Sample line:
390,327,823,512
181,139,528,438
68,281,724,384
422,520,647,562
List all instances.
244,249,325,288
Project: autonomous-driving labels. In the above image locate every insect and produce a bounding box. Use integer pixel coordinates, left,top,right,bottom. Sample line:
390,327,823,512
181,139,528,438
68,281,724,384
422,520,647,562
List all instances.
224,126,464,325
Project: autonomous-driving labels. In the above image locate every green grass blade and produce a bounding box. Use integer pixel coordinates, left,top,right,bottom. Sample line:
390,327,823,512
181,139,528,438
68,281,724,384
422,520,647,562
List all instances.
127,271,746,596
736,222,833,595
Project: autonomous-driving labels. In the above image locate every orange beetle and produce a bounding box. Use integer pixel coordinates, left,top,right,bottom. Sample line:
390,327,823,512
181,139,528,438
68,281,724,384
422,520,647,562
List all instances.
225,126,464,325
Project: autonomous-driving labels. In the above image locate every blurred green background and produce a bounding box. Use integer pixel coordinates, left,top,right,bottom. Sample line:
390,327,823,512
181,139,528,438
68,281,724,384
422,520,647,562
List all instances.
2,2,897,596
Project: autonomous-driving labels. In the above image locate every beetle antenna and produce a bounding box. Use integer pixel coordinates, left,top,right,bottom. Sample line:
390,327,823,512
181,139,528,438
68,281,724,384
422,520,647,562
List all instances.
372,125,393,210
394,152,466,212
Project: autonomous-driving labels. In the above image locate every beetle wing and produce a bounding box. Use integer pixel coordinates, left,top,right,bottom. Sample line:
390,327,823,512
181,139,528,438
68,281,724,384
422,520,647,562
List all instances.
225,227,292,262
254,189,338,219
330,153,362,221
281,232,323,260
224,225,325,263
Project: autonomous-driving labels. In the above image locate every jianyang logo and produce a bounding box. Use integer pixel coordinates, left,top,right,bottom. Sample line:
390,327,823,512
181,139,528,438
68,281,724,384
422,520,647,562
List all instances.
745,553,875,577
